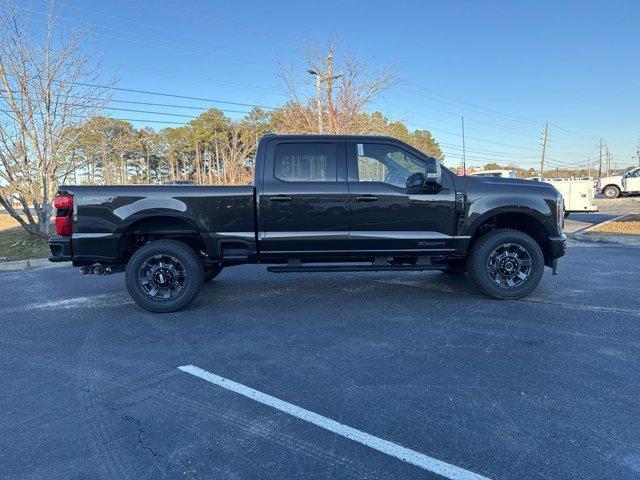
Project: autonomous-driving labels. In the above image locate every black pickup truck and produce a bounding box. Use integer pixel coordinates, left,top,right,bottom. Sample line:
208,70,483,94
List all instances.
49,135,566,312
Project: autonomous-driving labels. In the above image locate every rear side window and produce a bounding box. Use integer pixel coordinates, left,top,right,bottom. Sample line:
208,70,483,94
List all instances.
274,143,337,182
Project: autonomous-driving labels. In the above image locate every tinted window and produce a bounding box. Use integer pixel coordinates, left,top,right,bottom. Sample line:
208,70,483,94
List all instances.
356,143,425,188
274,143,337,182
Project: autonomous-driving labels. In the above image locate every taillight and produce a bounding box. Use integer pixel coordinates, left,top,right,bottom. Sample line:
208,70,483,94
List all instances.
53,194,73,236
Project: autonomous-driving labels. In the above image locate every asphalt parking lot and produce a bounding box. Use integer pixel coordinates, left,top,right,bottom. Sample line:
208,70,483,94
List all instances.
1,239,640,480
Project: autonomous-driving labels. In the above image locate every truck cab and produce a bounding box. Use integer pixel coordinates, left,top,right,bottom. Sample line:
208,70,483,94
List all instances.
599,167,640,198
50,134,566,312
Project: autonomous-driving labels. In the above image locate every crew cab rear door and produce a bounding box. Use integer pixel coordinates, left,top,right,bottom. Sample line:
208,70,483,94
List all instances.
346,140,456,254
258,138,349,258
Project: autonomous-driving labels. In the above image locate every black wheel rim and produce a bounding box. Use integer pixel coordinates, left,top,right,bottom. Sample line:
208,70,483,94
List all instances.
486,243,532,288
138,254,187,300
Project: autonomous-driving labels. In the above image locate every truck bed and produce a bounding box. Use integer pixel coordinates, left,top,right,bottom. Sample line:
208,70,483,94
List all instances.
60,184,256,264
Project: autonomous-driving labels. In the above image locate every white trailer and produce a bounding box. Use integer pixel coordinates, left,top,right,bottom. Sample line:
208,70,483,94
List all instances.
468,169,518,179
542,178,598,216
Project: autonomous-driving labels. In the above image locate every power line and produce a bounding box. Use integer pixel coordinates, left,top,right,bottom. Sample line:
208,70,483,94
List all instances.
387,95,598,157
70,82,276,110
400,85,541,127
0,108,184,125
1,89,254,115
103,62,283,96
26,8,271,72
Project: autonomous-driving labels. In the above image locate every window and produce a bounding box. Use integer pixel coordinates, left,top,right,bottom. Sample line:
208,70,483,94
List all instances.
627,168,640,178
274,143,337,182
355,143,425,188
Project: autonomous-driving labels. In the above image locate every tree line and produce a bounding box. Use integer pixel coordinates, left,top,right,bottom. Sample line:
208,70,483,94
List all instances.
62,107,443,187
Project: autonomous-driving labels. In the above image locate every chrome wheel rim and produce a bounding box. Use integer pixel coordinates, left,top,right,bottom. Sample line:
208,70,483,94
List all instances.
138,254,187,300
486,243,532,288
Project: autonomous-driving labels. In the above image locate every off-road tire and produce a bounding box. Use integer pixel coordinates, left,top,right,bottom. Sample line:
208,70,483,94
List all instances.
467,229,544,300
125,239,204,313
603,185,620,199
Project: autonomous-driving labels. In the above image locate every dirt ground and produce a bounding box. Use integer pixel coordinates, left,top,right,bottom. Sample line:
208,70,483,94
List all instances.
591,214,640,235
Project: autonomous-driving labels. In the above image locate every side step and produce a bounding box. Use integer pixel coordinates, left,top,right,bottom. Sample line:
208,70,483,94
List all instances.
267,264,446,273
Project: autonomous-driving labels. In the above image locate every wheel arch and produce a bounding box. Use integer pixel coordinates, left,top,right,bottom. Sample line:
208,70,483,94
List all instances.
465,209,553,266
117,215,208,263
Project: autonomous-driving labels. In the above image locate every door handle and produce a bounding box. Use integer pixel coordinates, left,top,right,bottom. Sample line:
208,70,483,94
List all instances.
355,195,378,202
269,195,293,202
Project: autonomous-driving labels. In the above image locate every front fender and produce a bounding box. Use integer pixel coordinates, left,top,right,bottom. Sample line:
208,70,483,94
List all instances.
460,195,557,237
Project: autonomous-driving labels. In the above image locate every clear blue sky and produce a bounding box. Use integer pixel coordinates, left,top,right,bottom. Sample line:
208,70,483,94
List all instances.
34,0,640,170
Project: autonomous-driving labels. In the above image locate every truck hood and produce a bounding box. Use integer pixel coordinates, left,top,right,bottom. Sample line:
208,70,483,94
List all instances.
599,175,622,184
471,176,554,189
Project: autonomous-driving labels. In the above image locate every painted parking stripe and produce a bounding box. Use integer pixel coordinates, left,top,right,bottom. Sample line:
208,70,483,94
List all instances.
178,365,492,480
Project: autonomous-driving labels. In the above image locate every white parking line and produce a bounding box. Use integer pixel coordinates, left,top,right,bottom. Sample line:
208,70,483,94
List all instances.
178,365,492,480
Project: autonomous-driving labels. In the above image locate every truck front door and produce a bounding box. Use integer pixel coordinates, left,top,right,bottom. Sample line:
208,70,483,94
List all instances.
346,140,457,255
259,139,349,258
623,167,640,193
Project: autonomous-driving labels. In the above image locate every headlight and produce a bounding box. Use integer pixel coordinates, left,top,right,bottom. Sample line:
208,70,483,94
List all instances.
557,195,564,230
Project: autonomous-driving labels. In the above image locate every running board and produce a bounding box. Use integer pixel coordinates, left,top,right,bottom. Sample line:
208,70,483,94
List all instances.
267,264,446,273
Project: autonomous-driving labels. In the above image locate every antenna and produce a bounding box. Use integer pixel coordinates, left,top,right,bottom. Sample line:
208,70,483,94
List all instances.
461,116,466,176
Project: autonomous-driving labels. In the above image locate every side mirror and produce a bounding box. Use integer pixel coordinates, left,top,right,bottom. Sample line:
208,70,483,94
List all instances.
424,157,442,186
406,172,426,191
406,158,442,193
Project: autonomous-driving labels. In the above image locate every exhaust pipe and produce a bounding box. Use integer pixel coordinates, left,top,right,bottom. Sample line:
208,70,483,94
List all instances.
81,264,121,276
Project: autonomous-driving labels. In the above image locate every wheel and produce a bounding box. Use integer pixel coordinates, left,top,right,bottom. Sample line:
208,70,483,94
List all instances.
204,265,223,282
125,239,204,313
467,229,544,300
439,259,467,274
603,185,620,199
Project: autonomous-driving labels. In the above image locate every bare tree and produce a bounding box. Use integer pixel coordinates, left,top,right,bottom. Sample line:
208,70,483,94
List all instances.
276,42,399,135
0,1,108,238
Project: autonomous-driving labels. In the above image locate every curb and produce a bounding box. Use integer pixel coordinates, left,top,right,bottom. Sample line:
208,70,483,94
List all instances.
570,214,640,245
0,257,65,273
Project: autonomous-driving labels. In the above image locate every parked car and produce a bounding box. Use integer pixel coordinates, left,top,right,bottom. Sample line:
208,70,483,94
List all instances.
598,166,640,198
49,135,566,312
468,169,518,179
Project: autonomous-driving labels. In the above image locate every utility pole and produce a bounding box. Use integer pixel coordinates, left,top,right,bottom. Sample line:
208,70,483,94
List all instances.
607,148,611,176
322,50,343,134
307,68,323,133
539,122,548,179
307,49,343,134
598,139,603,178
